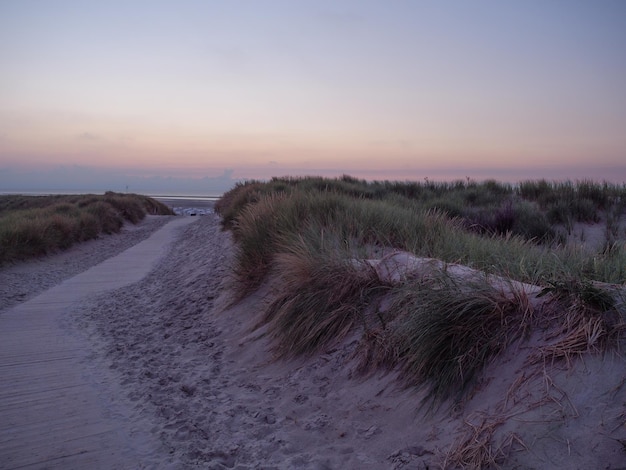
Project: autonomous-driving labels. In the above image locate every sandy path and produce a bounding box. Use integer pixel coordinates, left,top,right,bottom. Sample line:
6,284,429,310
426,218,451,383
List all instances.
68,215,439,469
70,215,241,467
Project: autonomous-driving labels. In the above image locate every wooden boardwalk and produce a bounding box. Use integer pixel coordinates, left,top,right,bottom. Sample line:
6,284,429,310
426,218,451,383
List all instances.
0,217,197,469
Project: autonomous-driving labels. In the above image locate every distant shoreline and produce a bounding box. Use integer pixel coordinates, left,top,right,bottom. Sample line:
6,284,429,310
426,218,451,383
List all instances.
0,191,222,199
151,195,219,205
0,191,220,209
152,196,216,215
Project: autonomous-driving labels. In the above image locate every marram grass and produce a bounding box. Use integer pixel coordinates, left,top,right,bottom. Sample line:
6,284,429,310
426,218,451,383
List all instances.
263,248,382,357
216,176,626,405
387,273,529,405
0,192,173,264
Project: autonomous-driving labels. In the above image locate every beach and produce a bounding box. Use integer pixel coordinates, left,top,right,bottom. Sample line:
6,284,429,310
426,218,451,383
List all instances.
1,213,625,469
153,196,216,216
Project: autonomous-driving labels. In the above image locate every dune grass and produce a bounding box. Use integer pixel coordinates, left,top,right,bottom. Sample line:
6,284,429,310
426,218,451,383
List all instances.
0,192,174,265
216,176,626,405
385,273,530,404
263,249,383,357
219,178,625,294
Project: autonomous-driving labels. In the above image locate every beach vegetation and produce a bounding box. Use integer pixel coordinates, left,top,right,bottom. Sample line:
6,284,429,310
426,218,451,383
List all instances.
216,176,626,405
0,192,174,264
387,273,529,404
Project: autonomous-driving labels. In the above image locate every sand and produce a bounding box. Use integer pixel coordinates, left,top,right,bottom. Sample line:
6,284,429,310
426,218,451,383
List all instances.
2,213,625,469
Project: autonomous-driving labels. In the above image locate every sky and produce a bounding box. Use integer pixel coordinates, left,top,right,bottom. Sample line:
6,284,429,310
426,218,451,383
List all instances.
1,1,625,194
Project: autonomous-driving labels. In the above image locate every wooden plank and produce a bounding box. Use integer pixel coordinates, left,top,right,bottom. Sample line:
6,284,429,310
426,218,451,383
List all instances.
0,217,196,469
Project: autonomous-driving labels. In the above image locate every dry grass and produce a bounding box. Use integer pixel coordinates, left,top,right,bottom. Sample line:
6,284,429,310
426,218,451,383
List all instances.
0,192,174,264
352,328,400,376
532,277,625,366
442,413,527,469
261,241,385,357
388,273,532,405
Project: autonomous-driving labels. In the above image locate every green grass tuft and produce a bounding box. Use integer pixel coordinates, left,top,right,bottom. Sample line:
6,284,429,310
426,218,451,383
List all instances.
263,246,383,357
389,273,527,405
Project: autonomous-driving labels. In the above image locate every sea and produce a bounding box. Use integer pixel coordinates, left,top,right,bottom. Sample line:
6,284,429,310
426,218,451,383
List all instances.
150,195,219,216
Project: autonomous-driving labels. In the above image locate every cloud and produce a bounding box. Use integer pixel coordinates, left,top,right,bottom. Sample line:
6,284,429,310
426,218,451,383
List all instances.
77,132,99,141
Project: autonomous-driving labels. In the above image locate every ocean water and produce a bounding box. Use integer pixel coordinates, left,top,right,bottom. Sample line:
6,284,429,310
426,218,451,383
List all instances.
151,195,217,216
0,190,222,198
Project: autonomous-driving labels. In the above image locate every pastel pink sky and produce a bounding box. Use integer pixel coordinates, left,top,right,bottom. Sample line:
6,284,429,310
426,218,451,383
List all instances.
1,1,625,193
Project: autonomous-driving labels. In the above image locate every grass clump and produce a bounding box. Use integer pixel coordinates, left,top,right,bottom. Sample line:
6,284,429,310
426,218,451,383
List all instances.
226,188,457,299
387,274,529,404
534,276,625,363
214,180,270,230
263,240,384,357
0,192,174,264
216,174,626,287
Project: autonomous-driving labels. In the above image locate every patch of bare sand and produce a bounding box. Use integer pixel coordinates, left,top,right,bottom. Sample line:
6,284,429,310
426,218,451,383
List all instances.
70,215,625,469
562,215,626,253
